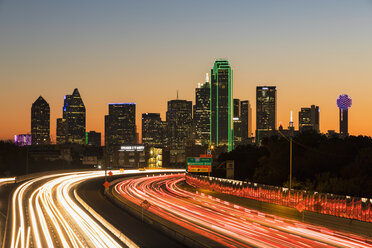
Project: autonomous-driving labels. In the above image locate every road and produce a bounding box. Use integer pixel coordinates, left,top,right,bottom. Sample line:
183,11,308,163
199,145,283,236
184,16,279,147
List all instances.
114,173,372,248
3,169,184,248
76,175,186,248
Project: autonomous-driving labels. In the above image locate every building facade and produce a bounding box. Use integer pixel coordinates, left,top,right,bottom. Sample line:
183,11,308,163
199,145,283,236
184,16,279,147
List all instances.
56,88,86,144
256,86,277,143
105,103,137,146
15,134,32,146
240,100,252,142
299,105,320,132
166,99,192,163
210,60,234,151
31,96,50,145
142,113,165,147
193,76,210,145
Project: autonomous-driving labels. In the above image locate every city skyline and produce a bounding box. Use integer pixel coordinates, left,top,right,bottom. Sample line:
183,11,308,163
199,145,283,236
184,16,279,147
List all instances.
1,1,372,140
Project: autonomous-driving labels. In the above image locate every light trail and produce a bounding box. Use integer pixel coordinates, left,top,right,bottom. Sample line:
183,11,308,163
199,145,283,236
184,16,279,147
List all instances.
115,174,372,248
8,169,184,248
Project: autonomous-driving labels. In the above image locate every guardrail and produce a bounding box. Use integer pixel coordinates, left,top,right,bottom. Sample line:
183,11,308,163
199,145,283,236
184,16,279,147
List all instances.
186,174,372,223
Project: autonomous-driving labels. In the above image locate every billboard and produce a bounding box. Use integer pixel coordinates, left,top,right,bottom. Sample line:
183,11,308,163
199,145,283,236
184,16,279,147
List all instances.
187,157,212,172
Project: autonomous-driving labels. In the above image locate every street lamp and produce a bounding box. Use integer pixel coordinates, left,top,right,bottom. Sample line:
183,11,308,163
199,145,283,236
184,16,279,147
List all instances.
277,130,293,191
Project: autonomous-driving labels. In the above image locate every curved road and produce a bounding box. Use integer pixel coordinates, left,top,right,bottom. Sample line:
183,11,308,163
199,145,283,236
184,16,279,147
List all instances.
114,174,372,248
5,169,184,248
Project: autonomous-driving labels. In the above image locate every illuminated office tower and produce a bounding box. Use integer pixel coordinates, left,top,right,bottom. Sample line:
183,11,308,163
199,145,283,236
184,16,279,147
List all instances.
56,118,67,144
299,105,320,132
256,86,276,143
105,103,137,146
337,94,352,136
57,88,86,144
31,96,50,145
166,99,192,161
233,99,241,146
142,113,165,146
193,74,210,145
233,99,240,118
210,60,234,151
240,100,252,142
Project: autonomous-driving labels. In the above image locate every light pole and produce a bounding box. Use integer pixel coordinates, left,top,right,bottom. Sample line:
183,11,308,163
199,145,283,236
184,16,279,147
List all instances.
277,130,293,191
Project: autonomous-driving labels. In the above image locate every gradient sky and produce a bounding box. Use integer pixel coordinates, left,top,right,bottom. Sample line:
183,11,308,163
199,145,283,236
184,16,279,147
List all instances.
1,0,372,142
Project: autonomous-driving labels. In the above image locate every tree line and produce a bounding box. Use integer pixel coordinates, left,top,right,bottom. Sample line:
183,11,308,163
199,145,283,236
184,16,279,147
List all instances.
216,131,372,198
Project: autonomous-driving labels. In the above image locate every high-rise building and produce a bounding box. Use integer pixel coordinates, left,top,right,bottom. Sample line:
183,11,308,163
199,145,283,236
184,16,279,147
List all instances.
56,118,67,144
142,113,165,147
56,88,86,144
105,103,137,146
233,99,240,118
299,105,320,132
337,94,352,136
240,100,252,141
232,99,241,146
256,86,277,143
31,96,50,145
87,131,101,146
210,60,234,151
166,99,192,162
193,74,210,145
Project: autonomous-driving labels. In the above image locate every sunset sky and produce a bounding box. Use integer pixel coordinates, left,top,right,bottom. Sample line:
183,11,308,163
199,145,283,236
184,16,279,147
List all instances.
1,0,372,142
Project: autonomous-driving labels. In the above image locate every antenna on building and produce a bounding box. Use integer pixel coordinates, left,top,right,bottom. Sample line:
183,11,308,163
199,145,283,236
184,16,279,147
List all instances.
177,90,179,100
206,73,209,83
289,111,294,128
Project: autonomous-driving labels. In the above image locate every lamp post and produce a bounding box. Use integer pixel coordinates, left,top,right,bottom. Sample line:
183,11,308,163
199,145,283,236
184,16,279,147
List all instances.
277,130,293,191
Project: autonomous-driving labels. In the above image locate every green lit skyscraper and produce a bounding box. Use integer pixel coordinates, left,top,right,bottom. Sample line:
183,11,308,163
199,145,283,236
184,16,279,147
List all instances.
210,60,234,151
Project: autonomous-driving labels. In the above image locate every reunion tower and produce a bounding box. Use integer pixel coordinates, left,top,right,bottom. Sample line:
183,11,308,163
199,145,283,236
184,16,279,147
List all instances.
336,94,352,135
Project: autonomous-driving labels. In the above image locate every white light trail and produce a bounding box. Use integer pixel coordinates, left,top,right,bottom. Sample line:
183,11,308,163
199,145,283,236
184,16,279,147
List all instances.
8,169,183,248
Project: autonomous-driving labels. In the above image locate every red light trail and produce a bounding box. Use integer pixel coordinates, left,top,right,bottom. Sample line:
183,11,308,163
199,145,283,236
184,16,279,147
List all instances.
115,174,372,248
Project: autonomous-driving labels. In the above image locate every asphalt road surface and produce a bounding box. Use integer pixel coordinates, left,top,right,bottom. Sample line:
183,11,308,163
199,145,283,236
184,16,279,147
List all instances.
114,173,372,248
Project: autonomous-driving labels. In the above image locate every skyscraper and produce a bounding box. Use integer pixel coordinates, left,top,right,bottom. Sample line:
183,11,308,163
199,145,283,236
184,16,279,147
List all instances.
210,60,234,151
31,96,50,145
233,99,241,146
299,105,320,132
240,100,252,142
337,94,352,136
233,99,240,118
56,118,67,144
256,86,276,142
193,74,210,145
166,99,192,162
56,88,86,144
105,103,137,146
142,113,165,147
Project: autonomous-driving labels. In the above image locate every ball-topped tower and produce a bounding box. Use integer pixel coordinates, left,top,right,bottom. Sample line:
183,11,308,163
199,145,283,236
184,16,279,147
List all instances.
336,94,352,135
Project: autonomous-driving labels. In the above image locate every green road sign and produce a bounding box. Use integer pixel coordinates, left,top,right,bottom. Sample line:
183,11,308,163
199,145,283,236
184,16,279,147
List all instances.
187,157,212,166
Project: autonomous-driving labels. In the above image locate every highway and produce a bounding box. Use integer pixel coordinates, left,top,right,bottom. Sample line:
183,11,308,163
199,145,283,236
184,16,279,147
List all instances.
4,169,184,248
114,173,372,248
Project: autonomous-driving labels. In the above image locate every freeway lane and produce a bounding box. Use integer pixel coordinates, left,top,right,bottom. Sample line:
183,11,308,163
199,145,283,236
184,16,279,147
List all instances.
6,171,124,248
76,176,186,248
114,174,372,248
4,169,184,248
